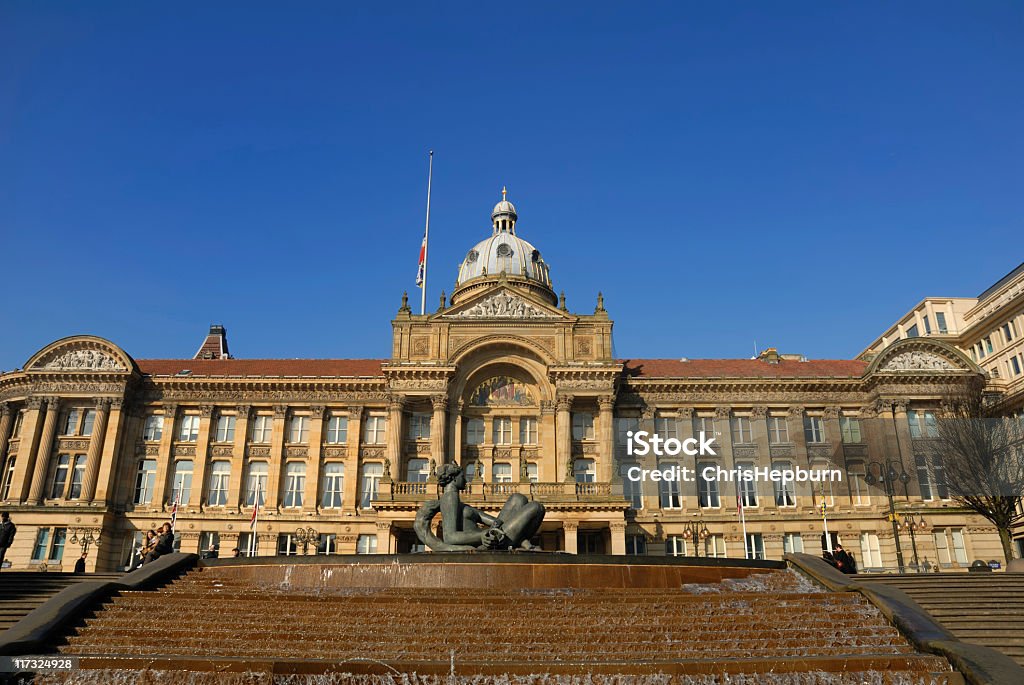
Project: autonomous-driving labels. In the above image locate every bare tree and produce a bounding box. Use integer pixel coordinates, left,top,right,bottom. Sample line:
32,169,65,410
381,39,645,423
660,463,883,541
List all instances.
928,388,1024,563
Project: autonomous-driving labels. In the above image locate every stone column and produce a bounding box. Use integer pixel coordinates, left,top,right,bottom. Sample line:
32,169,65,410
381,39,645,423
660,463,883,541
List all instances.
303,406,325,512
385,396,405,481
265,405,288,510
452,402,464,467
376,520,394,554
639,405,656,509
343,406,362,513
0,404,13,470
228,406,250,510
11,398,44,503
562,521,579,554
430,395,447,464
80,399,111,502
610,520,627,556
188,406,215,508
555,394,573,483
150,404,178,510
787,406,809,505
539,400,556,483
749,406,771,509
598,396,615,483
27,397,60,504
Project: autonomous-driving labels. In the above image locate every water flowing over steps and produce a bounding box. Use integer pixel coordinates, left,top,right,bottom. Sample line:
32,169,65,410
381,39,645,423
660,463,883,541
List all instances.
861,573,1024,667
44,565,959,684
0,572,122,633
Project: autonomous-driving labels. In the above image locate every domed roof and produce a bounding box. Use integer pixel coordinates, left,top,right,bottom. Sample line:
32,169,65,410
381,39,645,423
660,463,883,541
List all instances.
456,231,551,287
491,186,517,219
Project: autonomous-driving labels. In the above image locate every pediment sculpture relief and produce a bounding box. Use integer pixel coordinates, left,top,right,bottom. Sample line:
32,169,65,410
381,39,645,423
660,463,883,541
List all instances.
40,349,126,371
445,290,559,319
880,351,956,371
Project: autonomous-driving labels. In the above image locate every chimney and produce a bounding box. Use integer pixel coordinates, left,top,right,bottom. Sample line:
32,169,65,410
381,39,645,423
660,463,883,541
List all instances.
194,324,231,360
758,347,780,364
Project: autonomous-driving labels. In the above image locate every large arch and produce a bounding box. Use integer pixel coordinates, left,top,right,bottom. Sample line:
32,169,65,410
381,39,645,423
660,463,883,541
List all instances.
23,335,137,374
449,339,556,406
864,337,980,377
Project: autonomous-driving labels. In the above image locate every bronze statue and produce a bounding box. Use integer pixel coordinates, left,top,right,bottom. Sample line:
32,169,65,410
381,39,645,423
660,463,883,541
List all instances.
414,463,545,551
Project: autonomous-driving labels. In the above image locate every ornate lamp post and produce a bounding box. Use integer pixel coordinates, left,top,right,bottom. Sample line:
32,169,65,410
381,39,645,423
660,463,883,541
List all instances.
682,518,710,558
893,512,928,572
69,527,101,555
293,527,319,555
863,459,912,573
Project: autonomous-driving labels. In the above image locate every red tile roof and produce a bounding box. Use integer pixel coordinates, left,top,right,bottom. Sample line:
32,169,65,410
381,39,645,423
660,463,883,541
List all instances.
137,359,386,378
622,358,867,379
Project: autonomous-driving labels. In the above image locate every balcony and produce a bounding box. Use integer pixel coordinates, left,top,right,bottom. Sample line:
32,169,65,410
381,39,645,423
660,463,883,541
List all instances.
373,480,621,508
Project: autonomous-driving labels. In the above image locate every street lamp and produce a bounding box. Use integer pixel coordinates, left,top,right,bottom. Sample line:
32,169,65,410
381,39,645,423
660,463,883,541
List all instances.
69,528,101,554
293,527,319,555
682,518,710,558
863,459,911,573
893,512,928,572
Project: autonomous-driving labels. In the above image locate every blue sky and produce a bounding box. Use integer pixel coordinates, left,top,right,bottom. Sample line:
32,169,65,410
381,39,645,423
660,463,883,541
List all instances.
1,2,1021,366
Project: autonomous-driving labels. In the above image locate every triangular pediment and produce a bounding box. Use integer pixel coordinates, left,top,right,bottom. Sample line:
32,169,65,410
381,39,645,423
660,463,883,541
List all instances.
440,287,567,321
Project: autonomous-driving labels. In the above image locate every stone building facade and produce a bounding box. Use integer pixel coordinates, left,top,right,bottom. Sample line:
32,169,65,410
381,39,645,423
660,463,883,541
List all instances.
0,194,1009,571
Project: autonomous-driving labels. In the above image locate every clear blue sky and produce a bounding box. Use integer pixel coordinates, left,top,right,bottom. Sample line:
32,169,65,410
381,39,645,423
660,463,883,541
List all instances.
1,2,1021,367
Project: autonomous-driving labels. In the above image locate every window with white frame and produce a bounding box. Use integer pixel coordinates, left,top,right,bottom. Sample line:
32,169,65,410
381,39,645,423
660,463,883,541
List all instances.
840,415,862,443
143,415,164,441
666,535,687,557
737,462,757,507
199,531,220,557
207,461,231,506
860,533,882,569
170,460,193,505
250,415,273,443
61,409,79,436
466,418,485,445
519,417,538,445
915,454,950,501
692,416,716,440
50,455,71,499
360,462,383,509
362,415,387,444
731,416,753,444
357,534,378,554
49,527,66,562
697,462,720,508
318,533,337,555
908,410,938,438
493,462,513,483
767,416,789,443
325,415,348,444
626,534,647,555
803,415,826,443
621,463,643,509
848,462,868,506
493,417,513,445
68,456,86,499
80,410,96,437
746,533,765,560
282,462,306,507
215,415,235,442
654,412,677,439
615,416,640,449
772,461,796,506
237,532,258,557
288,416,309,444
936,312,948,333
812,461,834,507
574,458,596,483
134,459,157,504
525,462,538,482
1,457,16,500
321,463,344,508
406,458,429,482
572,413,594,440
934,528,968,567
783,532,804,554
408,413,431,440
705,535,726,558
277,534,299,556
178,415,200,442
31,528,51,562
658,463,681,509
245,461,267,506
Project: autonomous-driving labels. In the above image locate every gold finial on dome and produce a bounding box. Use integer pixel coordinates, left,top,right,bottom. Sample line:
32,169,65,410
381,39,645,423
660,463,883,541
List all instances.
501,186,507,201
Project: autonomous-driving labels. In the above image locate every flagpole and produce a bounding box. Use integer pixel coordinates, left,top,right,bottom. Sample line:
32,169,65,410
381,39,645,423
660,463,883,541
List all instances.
821,484,833,555
420,150,434,315
738,486,749,559
249,481,260,557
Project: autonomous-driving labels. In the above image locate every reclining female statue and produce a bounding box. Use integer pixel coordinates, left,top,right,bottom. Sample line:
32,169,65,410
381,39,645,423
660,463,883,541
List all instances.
413,463,545,551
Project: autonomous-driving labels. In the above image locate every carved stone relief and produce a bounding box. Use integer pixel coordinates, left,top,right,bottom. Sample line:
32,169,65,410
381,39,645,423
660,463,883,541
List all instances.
881,351,957,371
39,349,126,371
443,290,560,319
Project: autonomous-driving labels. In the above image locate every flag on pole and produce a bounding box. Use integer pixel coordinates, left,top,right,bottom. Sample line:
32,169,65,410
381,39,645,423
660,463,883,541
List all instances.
248,481,261,557
169,489,181,533
415,234,427,287
737,486,749,559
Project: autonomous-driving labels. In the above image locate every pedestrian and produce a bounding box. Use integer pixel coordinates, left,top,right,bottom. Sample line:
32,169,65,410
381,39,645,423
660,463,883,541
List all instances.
231,547,240,558
144,522,174,564
834,544,857,575
74,552,87,573
822,550,838,570
0,512,16,570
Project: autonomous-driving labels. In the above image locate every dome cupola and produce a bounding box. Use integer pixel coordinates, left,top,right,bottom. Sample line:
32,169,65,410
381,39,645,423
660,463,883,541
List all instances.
491,186,518,233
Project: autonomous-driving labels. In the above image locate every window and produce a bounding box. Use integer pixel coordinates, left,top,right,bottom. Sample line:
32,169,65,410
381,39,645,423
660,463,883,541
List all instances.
773,461,796,506
465,462,480,481
923,315,931,335
493,417,512,445
245,461,268,506
277,534,299,556
406,458,429,482
803,416,825,444
318,533,338,555
1012,356,1022,376
985,336,994,354
61,409,79,436
282,462,306,507
572,413,594,440
12,410,23,438
731,416,753,444
49,528,67,562
237,532,258,557
860,533,882,569
251,415,273,443
626,534,646,555
519,417,538,445
80,410,96,437
50,455,71,499
178,415,200,442
206,461,231,506
326,415,348,444
621,464,643,509
31,528,51,562
215,415,236,442
692,416,716,440
134,460,157,504
705,535,726,558
1,457,16,500
492,462,513,483
783,532,804,554
746,533,765,560
363,415,387,444
906,324,918,338
666,535,687,557
813,461,835,507
950,528,968,565
658,464,681,509
573,458,596,483
143,415,163,441
171,460,193,505
321,463,344,508
408,413,431,440
288,416,309,444
357,534,378,554
616,417,640,449
525,462,538,483
199,531,220,557
977,341,986,359
908,410,938,438
840,416,862,443
737,462,757,507
654,413,677,439
68,456,86,499
848,462,869,506
466,418,485,445
767,416,789,443
360,462,383,509
936,312,948,334
697,462,719,508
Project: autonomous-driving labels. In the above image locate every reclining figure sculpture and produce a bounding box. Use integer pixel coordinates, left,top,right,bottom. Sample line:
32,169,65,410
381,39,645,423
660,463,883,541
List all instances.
413,463,545,551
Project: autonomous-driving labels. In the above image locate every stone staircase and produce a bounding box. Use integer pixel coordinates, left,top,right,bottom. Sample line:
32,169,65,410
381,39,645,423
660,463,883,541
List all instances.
48,564,960,684
0,572,122,633
862,572,1024,667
